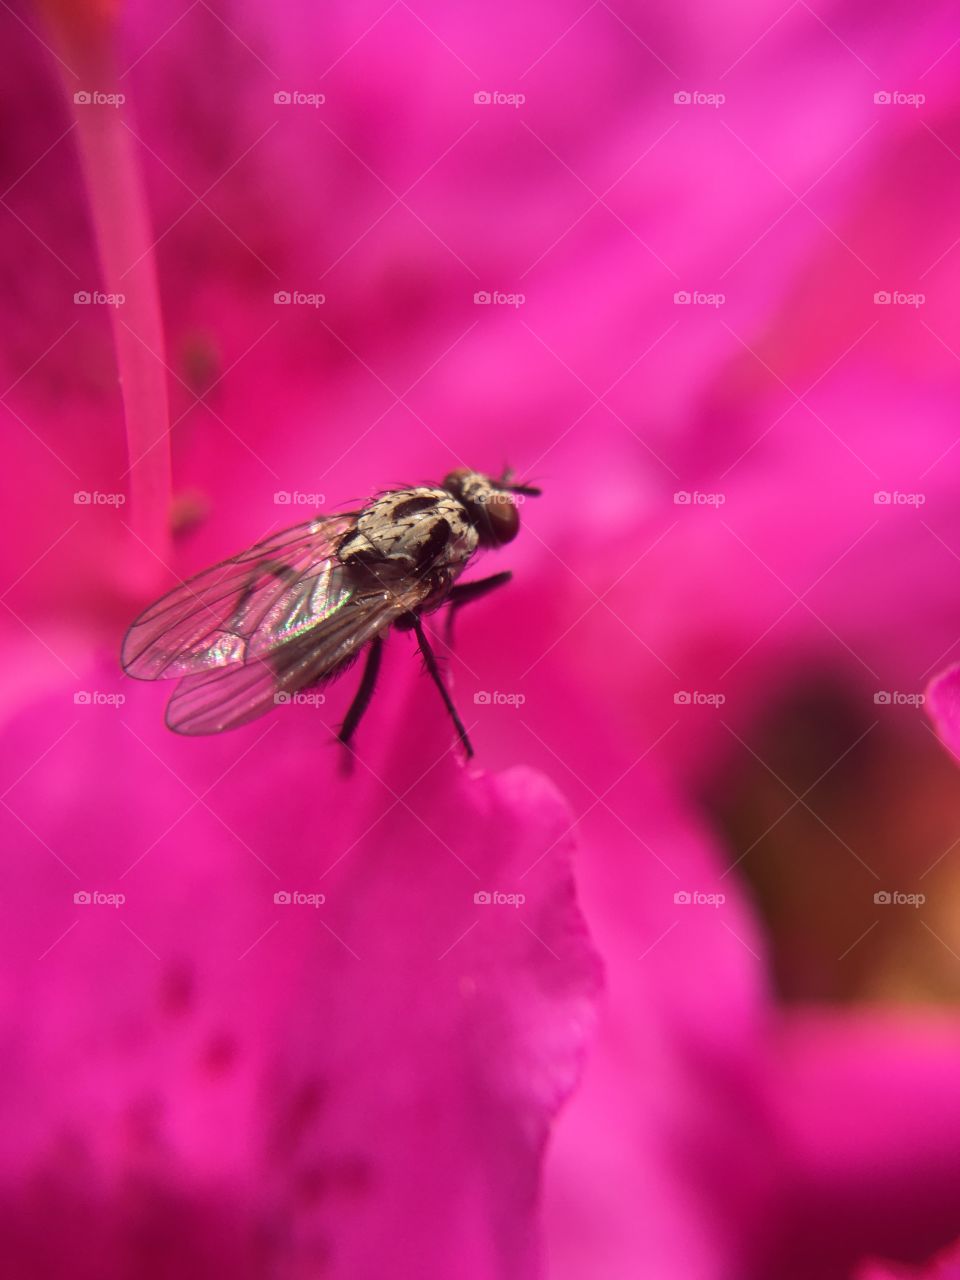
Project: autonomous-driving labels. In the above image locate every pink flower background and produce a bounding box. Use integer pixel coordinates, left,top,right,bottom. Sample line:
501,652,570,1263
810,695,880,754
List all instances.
4,0,960,1276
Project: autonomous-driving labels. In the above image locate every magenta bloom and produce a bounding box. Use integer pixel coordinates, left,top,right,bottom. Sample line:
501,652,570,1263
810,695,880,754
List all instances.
860,1238,960,1279
7,0,960,1277
0,668,600,1277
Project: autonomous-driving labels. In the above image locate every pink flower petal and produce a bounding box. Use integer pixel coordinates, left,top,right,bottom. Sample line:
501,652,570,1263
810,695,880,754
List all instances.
859,1237,960,1280
771,1011,960,1278
926,665,960,761
0,652,600,1278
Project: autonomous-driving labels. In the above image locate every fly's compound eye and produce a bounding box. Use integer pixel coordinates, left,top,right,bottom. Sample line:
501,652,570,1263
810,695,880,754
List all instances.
477,489,519,545
443,469,523,545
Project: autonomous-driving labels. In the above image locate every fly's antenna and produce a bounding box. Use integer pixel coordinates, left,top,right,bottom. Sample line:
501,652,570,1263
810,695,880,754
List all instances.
496,466,541,497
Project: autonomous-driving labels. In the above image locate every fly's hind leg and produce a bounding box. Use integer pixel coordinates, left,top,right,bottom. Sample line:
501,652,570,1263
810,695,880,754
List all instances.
337,635,385,758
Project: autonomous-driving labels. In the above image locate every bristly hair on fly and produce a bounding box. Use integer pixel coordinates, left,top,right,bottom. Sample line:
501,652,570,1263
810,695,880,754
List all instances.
120,467,540,758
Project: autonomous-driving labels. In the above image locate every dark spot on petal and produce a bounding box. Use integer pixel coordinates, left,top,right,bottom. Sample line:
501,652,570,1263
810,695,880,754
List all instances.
159,963,194,1017
179,331,221,397
296,1167,328,1206
272,1079,327,1157
171,490,209,536
123,1096,165,1154
296,1157,374,1205
52,1128,91,1170
199,1032,238,1077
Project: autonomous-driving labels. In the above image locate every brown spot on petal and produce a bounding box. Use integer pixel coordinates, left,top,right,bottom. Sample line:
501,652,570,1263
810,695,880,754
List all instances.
52,1128,92,1171
123,1096,164,1155
158,963,195,1017
296,1157,373,1205
179,332,221,398
296,1167,328,1206
171,490,209,537
199,1033,238,1078
272,1079,327,1157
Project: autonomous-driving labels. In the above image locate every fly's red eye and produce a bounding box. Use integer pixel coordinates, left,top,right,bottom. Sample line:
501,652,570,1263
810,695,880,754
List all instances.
481,492,519,544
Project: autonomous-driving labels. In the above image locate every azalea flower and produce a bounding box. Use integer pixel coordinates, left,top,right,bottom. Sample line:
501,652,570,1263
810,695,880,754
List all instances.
6,1,960,1278
859,1238,960,1280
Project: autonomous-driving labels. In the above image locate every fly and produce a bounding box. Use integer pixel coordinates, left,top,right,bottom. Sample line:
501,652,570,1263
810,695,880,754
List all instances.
120,468,540,757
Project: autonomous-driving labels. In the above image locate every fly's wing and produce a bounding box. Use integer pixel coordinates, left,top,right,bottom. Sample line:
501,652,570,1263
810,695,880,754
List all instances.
121,516,356,680
164,576,430,734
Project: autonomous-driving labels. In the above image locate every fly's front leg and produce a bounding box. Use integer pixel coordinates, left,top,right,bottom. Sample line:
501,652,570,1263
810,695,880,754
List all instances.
443,571,512,645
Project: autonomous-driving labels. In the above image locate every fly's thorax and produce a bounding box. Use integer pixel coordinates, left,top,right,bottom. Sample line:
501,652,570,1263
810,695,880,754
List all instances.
338,486,479,571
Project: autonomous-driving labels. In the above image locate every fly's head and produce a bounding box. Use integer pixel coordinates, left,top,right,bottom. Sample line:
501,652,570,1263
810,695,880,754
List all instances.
442,468,540,548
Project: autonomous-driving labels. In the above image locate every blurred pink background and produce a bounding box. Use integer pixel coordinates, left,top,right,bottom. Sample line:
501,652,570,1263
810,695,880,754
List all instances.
4,1,960,1277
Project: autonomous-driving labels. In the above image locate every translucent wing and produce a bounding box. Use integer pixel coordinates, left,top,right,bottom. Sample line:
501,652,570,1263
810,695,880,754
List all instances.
121,516,356,680
164,576,430,735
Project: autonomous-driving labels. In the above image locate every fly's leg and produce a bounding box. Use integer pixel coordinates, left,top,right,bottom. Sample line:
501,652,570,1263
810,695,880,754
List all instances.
443,571,512,645
412,617,473,758
337,635,385,755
